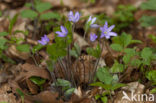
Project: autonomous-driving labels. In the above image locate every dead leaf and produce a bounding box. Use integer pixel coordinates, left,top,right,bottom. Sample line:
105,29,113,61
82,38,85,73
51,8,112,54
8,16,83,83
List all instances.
72,55,96,84
113,82,145,103
7,45,30,60
0,84,17,103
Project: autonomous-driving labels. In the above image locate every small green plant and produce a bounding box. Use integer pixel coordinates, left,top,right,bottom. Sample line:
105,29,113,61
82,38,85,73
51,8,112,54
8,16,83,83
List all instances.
16,88,24,103
21,0,61,34
90,67,125,103
96,5,136,32
52,79,75,99
139,0,156,27
146,70,156,94
29,76,46,91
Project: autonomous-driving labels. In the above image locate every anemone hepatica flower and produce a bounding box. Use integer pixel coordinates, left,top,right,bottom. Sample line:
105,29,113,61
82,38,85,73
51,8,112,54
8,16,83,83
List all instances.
90,33,98,42
87,16,99,28
100,21,117,39
38,35,50,45
55,26,68,37
68,11,80,23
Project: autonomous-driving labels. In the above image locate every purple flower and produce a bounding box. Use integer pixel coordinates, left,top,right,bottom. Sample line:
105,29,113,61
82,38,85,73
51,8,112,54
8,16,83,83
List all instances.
100,21,117,39
87,16,99,28
38,35,50,45
90,33,98,42
68,11,80,23
55,26,68,37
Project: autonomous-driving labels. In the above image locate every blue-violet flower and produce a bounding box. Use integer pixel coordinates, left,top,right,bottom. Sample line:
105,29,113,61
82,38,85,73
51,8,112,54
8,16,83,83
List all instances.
55,26,68,37
87,16,99,28
38,35,50,45
68,11,80,23
90,33,98,42
100,21,117,39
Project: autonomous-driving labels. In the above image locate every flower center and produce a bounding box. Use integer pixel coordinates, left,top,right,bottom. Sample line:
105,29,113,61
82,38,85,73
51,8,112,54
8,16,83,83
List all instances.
104,31,107,34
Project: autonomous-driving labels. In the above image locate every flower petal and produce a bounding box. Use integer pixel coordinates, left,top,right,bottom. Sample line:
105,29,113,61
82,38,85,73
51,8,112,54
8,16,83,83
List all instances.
107,25,115,32
87,16,92,23
68,11,74,21
90,24,99,28
68,11,73,16
104,21,108,30
58,34,66,37
61,26,68,34
55,31,63,36
43,35,49,42
100,27,105,32
105,35,110,39
90,33,97,42
91,17,96,24
74,11,80,22
38,40,46,45
100,33,105,38
108,32,117,36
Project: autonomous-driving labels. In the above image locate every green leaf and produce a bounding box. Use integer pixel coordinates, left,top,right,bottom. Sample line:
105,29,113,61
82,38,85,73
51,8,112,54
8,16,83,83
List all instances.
16,88,24,98
0,32,8,36
95,94,101,100
47,43,67,60
111,83,126,91
112,32,132,48
40,12,60,20
32,44,44,54
0,102,8,103
35,2,52,13
53,79,71,87
9,14,18,34
140,0,156,10
97,67,113,85
16,44,30,52
150,88,156,94
131,40,142,44
24,3,32,8
74,43,81,56
139,16,156,27
70,43,81,58
29,76,46,86
0,54,15,64
0,11,2,17
146,70,156,83
13,30,29,36
0,38,8,50
64,88,75,97
90,82,112,90
149,34,156,43
130,59,141,67
111,60,124,73
141,47,153,65
87,44,101,58
110,44,123,52
21,9,38,19
101,96,107,103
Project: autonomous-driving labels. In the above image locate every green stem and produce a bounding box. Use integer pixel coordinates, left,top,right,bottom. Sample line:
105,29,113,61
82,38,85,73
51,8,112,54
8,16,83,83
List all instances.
90,40,104,83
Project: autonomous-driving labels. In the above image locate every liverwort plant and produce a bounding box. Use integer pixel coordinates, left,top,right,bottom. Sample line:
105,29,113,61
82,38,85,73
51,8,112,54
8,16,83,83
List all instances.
35,10,126,101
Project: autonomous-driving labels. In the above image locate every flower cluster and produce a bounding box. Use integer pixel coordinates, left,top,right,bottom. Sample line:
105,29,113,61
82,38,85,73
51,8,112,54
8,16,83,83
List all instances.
38,11,117,45
90,21,117,42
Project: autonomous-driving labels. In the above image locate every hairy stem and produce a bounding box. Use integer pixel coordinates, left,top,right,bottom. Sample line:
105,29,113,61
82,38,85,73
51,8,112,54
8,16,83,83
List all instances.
90,40,104,83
